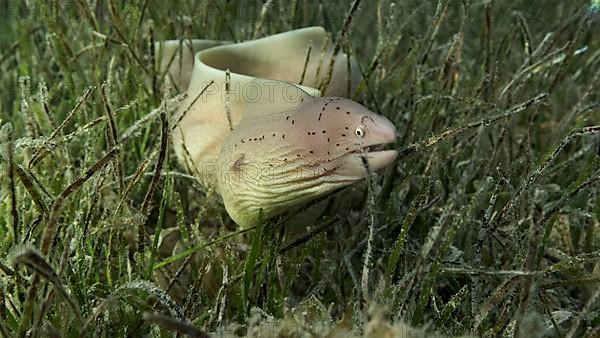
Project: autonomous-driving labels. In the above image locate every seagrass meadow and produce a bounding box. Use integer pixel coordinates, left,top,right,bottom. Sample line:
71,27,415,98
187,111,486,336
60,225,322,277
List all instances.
0,0,599,336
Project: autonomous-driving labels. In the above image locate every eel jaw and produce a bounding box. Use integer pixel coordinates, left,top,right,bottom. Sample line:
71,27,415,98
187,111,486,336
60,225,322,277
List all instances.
362,148,398,171
332,144,398,179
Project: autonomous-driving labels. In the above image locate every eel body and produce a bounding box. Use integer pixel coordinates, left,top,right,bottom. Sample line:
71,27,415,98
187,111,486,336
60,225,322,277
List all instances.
157,27,398,227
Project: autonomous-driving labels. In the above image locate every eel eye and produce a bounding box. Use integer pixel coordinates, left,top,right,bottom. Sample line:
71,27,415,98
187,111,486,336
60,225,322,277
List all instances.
354,125,366,138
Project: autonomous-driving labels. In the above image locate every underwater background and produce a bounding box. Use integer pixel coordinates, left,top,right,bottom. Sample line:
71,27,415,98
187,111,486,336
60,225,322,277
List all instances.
0,0,599,336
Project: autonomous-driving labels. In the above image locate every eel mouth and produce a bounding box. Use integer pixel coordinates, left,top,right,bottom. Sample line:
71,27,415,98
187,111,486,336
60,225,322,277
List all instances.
352,146,398,172
332,113,398,177
334,143,397,178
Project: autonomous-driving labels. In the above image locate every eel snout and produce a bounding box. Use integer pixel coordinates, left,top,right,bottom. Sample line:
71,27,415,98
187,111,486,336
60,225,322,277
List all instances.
334,113,398,177
362,113,398,171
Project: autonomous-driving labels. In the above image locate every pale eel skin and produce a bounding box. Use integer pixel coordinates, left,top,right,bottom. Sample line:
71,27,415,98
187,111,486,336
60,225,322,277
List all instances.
157,27,398,227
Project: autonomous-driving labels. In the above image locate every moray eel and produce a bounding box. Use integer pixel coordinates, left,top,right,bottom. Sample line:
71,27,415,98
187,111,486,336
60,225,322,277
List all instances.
157,27,398,227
